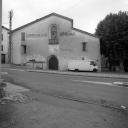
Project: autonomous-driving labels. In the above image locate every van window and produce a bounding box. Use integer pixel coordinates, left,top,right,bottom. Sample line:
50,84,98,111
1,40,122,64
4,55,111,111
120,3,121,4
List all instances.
90,61,96,66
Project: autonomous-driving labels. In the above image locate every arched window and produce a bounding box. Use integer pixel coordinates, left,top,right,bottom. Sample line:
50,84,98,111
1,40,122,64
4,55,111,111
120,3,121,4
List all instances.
49,24,58,44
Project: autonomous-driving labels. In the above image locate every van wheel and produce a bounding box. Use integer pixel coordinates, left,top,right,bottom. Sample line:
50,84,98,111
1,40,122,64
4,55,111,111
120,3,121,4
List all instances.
74,69,79,72
93,69,97,72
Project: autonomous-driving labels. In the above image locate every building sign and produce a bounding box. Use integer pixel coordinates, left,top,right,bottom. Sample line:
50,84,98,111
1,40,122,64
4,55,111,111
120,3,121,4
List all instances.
60,31,75,36
60,47,72,52
26,33,47,38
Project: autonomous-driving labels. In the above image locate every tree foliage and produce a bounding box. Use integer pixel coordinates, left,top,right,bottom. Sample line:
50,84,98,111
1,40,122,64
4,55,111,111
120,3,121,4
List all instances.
95,11,128,70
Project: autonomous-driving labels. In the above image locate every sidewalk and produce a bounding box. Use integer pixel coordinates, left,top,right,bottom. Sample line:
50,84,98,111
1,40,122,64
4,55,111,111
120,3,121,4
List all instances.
2,64,128,79
27,69,128,79
27,70,128,88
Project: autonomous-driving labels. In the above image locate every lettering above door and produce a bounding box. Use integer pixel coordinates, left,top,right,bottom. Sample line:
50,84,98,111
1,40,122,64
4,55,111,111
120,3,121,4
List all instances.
60,32,75,36
26,33,47,38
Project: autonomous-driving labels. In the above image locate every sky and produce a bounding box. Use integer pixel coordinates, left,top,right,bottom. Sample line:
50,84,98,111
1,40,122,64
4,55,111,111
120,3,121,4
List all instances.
2,0,128,33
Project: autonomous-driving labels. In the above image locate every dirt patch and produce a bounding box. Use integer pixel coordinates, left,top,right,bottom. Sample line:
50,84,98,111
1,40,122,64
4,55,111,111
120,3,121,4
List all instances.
0,85,128,128
0,82,30,104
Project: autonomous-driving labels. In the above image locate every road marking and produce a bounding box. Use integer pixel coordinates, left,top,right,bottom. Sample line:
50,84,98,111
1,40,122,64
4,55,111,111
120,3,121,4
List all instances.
71,80,127,88
72,80,113,85
121,105,127,110
1,72,8,75
3,68,25,72
10,69,25,72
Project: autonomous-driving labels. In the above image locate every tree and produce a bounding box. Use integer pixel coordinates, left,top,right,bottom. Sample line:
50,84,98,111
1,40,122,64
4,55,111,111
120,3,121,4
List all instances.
95,11,128,71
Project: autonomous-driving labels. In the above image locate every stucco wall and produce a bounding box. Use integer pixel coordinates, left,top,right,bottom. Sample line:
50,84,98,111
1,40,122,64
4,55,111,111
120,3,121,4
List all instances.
1,28,9,63
11,14,101,71
59,30,101,70
12,16,72,65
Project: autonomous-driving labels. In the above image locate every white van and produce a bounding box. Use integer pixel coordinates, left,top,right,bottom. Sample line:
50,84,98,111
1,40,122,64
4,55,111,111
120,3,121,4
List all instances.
68,60,98,72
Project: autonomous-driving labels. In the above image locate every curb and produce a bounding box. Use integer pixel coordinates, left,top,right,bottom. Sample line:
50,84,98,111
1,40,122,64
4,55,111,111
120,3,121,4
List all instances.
27,69,128,79
2,65,128,79
1,72,8,75
113,82,128,87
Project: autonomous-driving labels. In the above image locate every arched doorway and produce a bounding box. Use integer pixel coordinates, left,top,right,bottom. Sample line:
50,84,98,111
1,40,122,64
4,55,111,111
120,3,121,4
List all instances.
48,55,58,70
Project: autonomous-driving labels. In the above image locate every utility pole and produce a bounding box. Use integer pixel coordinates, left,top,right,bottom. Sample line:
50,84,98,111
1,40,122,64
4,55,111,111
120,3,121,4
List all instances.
8,10,13,64
0,0,5,98
0,0,2,81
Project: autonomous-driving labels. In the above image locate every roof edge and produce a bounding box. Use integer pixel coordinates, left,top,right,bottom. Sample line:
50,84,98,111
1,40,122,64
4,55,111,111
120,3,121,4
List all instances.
11,12,73,33
2,26,9,31
73,28,99,38
10,13,98,39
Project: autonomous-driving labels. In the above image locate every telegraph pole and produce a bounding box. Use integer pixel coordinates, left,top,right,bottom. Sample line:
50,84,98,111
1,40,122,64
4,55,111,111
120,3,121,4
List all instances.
0,0,2,81
0,0,5,98
8,10,13,64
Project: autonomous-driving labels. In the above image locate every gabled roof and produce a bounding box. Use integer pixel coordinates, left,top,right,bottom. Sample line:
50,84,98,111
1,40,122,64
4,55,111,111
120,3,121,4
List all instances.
2,26,9,31
12,13,73,33
73,28,98,38
11,12,98,38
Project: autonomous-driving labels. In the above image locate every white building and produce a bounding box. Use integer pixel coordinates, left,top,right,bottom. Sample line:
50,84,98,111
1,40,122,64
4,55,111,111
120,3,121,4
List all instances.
11,13,101,70
1,26,9,63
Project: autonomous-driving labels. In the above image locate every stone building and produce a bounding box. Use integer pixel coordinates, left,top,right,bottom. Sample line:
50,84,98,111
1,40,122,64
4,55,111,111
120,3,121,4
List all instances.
11,13,101,70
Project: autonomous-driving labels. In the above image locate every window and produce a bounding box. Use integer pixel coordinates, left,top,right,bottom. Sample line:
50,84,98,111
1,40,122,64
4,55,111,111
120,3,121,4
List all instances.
90,61,96,66
1,45,3,51
49,24,58,44
82,42,87,51
21,32,25,41
1,34,3,41
21,45,27,54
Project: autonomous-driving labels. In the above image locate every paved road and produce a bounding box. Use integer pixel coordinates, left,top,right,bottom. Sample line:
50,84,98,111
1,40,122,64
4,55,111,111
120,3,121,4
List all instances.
1,67,128,128
2,67,128,108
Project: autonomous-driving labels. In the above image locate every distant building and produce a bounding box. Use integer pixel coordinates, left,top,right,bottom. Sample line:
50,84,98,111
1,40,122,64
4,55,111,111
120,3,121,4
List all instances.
11,13,101,70
1,26,9,64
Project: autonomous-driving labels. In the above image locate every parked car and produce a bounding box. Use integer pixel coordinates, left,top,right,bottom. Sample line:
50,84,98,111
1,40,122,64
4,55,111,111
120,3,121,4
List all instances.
68,60,98,72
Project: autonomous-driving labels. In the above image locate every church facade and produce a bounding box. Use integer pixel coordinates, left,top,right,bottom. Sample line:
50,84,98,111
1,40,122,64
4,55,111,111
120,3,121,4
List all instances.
11,13,101,70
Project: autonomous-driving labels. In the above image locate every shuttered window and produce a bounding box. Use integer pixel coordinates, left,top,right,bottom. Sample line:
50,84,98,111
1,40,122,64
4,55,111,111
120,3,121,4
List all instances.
21,32,25,41
82,42,87,51
21,45,27,54
1,34,3,41
1,45,3,51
